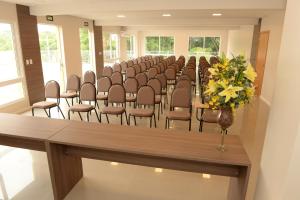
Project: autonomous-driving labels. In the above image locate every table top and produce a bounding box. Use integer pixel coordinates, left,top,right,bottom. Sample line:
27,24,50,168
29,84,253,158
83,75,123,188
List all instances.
50,120,251,167
0,113,69,141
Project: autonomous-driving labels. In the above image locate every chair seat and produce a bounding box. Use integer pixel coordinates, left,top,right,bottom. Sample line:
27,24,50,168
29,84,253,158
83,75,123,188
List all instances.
129,108,154,117
155,96,161,103
61,92,77,98
97,94,108,100
201,110,219,123
166,111,191,120
32,101,57,109
126,96,136,102
102,106,125,115
69,104,94,112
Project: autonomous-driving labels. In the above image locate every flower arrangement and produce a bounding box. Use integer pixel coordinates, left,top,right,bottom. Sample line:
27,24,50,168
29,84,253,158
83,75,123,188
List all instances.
204,54,257,111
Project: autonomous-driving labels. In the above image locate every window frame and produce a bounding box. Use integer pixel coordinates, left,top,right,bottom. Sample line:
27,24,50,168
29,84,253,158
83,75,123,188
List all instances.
79,27,94,73
188,35,221,57
103,32,120,65
144,35,175,56
0,21,26,107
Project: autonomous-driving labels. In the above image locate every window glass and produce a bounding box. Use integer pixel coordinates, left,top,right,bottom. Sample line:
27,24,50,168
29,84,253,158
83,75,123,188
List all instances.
145,36,174,56
188,36,220,58
79,28,93,73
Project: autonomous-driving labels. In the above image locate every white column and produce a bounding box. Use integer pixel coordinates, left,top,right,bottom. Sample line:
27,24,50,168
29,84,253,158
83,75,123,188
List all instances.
255,0,300,199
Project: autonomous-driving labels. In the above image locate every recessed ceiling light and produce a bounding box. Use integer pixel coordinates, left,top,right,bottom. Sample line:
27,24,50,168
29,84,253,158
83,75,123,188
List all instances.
154,168,163,173
202,174,211,179
212,13,222,17
162,14,171,17
117,15,126,18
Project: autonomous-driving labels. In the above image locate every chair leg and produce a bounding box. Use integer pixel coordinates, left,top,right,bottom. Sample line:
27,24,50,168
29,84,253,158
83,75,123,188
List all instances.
121,113,123,125
106,114,109,123
200,120,203,132
96,101,100,109
32,108,34,116
125,111,129,125
48,108,51,118
153,114,157,128
157,104,160,120
87,112,90,122
94,109,100,122
71,98,74,106
189,119,191,131
134,116,137,126
65,99,70,107
160,102,163,114
165,117,168,129
150,116,152,128
78,112,83,121
44,109,49,117
58,106,65,119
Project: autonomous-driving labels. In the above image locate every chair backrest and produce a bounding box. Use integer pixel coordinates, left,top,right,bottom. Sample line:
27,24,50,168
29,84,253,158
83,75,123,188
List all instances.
170,88,191,109
124,78,138,93
83,70,96,84
111,72,123,85
97,76,112,93
133,64,141,74
147,78,162,95
135,73,148,89
178,74,191,82
155,74,167,89
102,67,113,77
120,61,127,72
108,84,126,103
113,63,122,72
45,80,60,99
126,67,136,78
147,67,158,80
183,68,196,82
165,68,176,80
66,74,80,92
136,85,155,106
145,61,151,70
140,62,147,72
128,60,134,67
176,79,191,90
133,59,138,65
80,82,96,102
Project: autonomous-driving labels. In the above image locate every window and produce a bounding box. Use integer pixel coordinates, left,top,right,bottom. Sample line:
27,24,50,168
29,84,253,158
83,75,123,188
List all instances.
126,35,135,59
79,28,93,73
145,36,174,56
0,23,24,106
103,32,119,66
188,36,220,57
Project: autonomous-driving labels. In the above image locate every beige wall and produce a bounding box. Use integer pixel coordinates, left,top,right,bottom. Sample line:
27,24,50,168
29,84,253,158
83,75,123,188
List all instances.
255,0,300,199
37,15,95,78
260,12,285,105
227,25,254,60
0,1,30,113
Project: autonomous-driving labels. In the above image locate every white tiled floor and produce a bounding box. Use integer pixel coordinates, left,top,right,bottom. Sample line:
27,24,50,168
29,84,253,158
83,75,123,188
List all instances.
0,92,269,200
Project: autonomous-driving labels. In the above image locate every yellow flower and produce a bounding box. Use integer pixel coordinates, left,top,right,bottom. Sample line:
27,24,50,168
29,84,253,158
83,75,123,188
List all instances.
246,87,255,97
218,85,244,103
243,64,257,82
212,96,219,103
208,68,218,76
204,80,217,95
218,79,229,88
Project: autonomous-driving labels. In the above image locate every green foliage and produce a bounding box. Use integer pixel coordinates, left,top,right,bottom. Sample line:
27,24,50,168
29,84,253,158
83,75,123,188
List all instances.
79,28,90,51
0,31,13,51
146,36,159,52
189,37,220,55
145,36,174,54
39,31,58,51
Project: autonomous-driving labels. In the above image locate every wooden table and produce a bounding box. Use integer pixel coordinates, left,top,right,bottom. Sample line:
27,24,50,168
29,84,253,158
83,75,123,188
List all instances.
0,114,251,200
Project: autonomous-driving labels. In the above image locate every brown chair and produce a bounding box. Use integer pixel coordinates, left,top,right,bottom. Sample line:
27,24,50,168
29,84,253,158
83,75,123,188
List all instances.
96,76,112,107
165,88,192,131
120,61,128,74
124,78,138,107
128,85,156,128
135,73,148,89
68,82,100,122
126,67,136,78
128,60,134,67
147,78,163,120
165,68,176,87
102,67,113,77
83,70,96,85
32,80,65,119
176,79,191,91
156,73,168,107
147,67,158,80
113,63,122,72
61,74,80,107
196,102,220,132
111,71,123,85
133,64,141,74
140,62,147,72
100,84,128,125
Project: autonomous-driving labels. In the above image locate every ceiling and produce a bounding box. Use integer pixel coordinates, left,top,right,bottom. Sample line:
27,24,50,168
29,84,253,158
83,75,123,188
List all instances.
2,0,287,26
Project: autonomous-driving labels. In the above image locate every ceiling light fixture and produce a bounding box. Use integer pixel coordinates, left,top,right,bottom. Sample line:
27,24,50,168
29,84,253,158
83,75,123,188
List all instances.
111,162,119,166
155,168,163,173
212,13,222,17
117,15,126,18
202,174,211,179
162,14,171,17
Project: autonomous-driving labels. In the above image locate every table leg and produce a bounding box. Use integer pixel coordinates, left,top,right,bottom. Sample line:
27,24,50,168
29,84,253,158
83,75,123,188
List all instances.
227,166,251,200
46,142,83,200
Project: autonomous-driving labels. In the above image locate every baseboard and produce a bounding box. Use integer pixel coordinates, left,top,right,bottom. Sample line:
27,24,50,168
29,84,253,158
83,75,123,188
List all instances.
260,96,271,107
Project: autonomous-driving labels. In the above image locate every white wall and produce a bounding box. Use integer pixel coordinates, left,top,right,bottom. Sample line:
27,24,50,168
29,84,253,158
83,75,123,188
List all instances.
260,12,285,105
37,15,95,78
227,25,254,60
0,1,29,113
255,0,300,199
